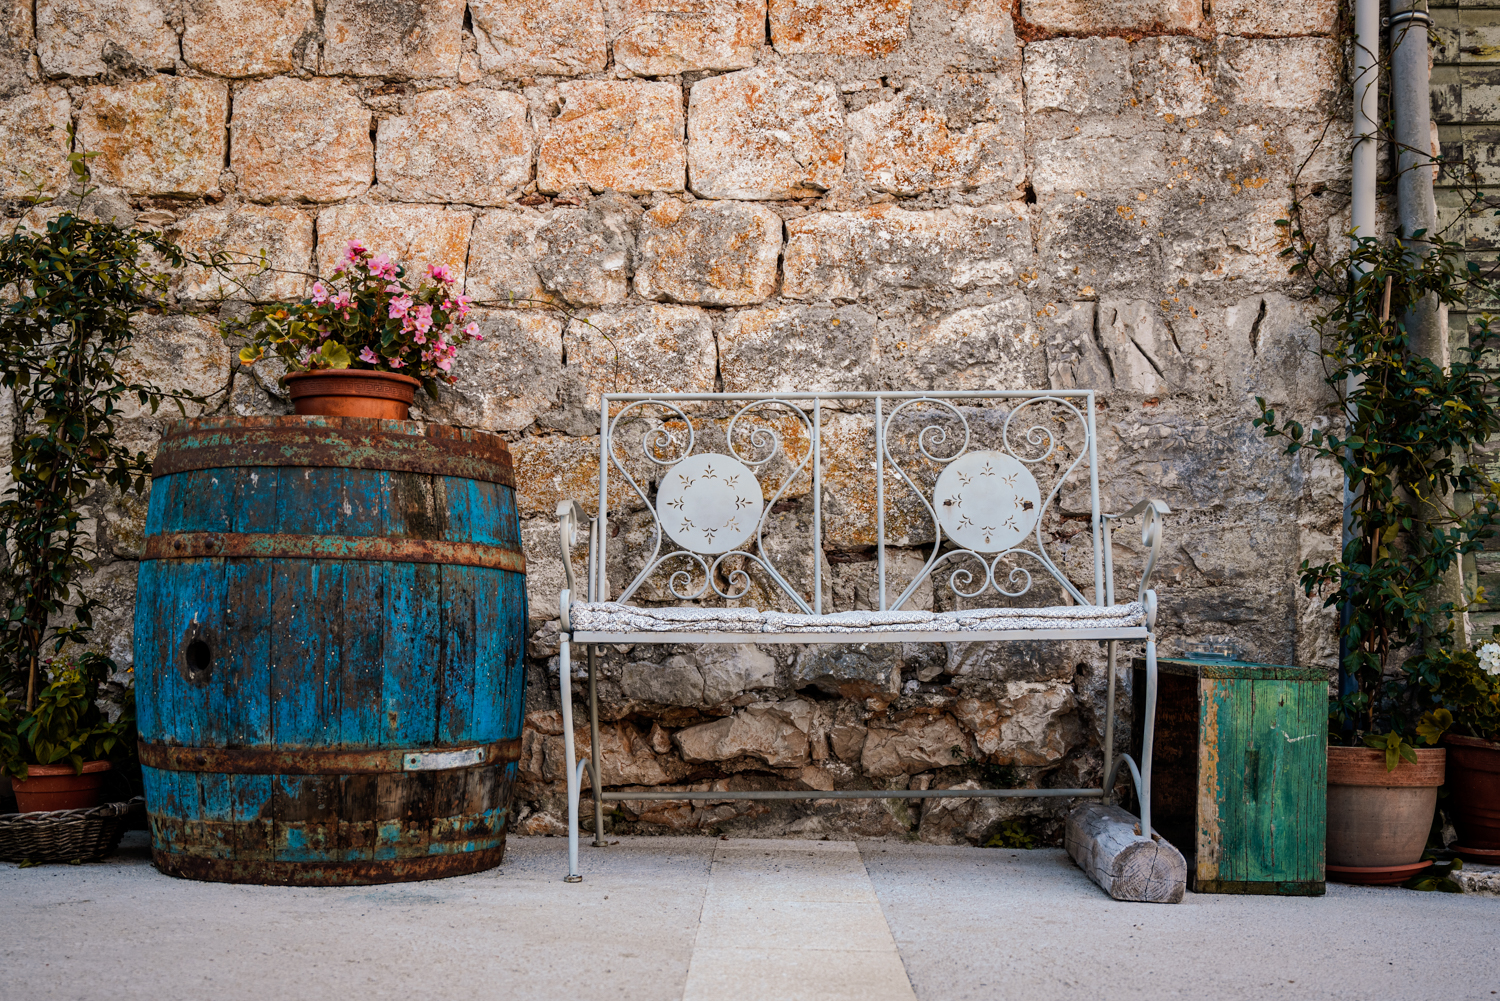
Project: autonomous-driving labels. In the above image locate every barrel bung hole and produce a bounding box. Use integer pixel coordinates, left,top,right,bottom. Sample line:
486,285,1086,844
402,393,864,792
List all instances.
185,639,211,672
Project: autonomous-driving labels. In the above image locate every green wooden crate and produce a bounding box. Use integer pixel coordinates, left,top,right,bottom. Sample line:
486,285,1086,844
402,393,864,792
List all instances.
1131,657,1327,895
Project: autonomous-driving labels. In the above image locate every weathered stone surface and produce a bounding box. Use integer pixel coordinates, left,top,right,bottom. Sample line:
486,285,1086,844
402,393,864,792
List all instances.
565,304,716,407
167,204,315,301
953,685,1079,766
1024,37,1132,117
314,203,472,282
718,304,878,394
674,699,812,767
782,203,1031,301
465,210,547,304
77,78,228,199
1213,0,1337,37
421,311,563,432
620,645,778,706
610,0,763,75
377,89,532,205
793,644,900,699
322,0,464,78
861,713,967,777
533,199,636,306
688,67,845,200
470,0,607,77
635,199,782,306
769,0,912,57
232,78,372,203
1035,193,1162,293
36,0,177,77
0,89,71,198
848,77,1023,195
537,81,685,196
880,300,1045,392
1030,122,1165,197
116,315,232,448
0,1,32,101
1041,301,1111,392
1022,0,1201,34
510,434,650,516
1218,39,1340,114
1130,37,1217,120
182,0,315,77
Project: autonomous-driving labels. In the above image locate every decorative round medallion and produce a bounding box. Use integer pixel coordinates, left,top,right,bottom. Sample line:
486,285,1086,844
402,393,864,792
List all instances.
933,451,1041,554
656,453,763,554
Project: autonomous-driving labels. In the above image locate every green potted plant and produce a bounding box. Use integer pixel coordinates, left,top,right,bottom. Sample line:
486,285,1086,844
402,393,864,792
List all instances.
223,241,482,420
1411,645,1500,860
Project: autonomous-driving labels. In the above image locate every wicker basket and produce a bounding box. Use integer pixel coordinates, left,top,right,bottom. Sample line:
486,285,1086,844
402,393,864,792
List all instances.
0,797,144,864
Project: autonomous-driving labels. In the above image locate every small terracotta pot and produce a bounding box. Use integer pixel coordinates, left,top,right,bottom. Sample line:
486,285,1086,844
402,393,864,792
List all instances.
283,369,421,420
1326,745,1445,868
1443,734,1500,850
11,760,112,813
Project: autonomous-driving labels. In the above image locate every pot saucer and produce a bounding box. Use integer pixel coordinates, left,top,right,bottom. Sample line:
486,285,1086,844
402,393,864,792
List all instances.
1452,844,1500,864
1326,860,1433,886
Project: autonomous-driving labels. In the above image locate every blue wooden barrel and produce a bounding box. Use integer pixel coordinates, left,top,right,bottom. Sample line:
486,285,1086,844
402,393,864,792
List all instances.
133,415,526,885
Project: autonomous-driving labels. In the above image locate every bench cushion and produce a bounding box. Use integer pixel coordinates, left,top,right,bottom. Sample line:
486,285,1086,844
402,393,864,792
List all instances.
569,601,1146,635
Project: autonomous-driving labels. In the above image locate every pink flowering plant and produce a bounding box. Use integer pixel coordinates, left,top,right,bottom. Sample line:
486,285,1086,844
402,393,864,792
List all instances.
225,241,482,396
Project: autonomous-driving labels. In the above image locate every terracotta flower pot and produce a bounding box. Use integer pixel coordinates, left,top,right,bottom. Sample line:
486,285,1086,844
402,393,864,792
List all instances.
1326,745,1445,869
1443,734,1500,851
283,369,421,420
11,761,112,813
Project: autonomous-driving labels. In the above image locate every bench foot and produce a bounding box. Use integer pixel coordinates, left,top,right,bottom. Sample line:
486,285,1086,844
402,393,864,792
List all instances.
1066,801,1185,903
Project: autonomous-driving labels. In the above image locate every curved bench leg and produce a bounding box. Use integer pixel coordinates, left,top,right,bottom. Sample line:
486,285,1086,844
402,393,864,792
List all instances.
560,638,583,882
1100,637,1157,840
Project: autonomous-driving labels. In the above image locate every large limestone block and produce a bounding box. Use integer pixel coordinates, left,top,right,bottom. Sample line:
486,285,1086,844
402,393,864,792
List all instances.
1022,0,1201,34
769,0,911,57
953,686,1078,766
1036,193,1161,292
117,314,232,422
377,89,532,205
315,203,473,282
322,0,464,78
634,199,781,306
1029,122,1166,197
232,78,373,203
77,78,228,199
510,434,652,516
537,81,685,196
466,209,547,304
687,66,845,200
880,300,1044,392
782,203,1031,301
36,0,177,77
1219,38,1340,114
0,89,71,198
610,0,763,75
470,0,607,77
1213,0,1336,36
535,199,635,305
423,310,563,431
619,646,778,706
848,78,1023,195
1024,37,1132,117
861,712,967,777
181,0,315,77
1130,37,1217,120
719,304,878,394
674,700,812,768
564,304,716,407
167,204,314,301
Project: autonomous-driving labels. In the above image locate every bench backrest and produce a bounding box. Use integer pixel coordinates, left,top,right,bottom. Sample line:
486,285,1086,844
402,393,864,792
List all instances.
586,391,1107,615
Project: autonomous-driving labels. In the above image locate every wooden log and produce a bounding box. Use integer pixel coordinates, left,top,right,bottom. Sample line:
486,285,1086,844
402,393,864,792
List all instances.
1066,802,1186,903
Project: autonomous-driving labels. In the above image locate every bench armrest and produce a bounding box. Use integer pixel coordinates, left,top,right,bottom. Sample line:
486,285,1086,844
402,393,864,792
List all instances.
1102,499,1171,628
557,500,594,631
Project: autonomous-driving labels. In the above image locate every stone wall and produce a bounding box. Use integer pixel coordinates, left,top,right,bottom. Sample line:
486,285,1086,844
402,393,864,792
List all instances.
0,0,1347,843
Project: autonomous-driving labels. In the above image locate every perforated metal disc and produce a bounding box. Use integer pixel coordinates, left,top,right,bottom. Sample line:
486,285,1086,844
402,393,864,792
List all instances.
933,451,1041,553
655,453,762,554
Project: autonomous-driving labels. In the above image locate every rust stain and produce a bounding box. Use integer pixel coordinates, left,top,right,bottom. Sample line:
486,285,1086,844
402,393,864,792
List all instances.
139,739,522,775
142,531,526,574
1197,678,1221,882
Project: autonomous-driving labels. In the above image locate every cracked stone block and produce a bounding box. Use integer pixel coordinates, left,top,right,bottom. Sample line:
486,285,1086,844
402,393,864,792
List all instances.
674,700,812,768
634,198,781,306
848,78,1023,195
1041,301,1111,392
377,89,532,205
466,209,547,305
861,712,968,777
1212,0,1337,36
719,304,878,394
232,78,373,204
782,203,1031,301
565,304,716,408
315,203,473,283
610,0,763,75
36,0,178,77
322,0,465,78
181,0,316,77
687,66,845,200
420,311,563,432
1023,37,1132,118
880,300,1045,392
470,0,607,77
1021,0,1202,34
953,686,1080,766
0,89,71,199
769,0,912,57
167,204,315,302
77,78,228,199
1219,39,1340,114
537,81,685,196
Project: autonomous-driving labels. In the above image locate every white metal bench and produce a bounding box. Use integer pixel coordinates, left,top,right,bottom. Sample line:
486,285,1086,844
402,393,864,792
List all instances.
554,390,1168,881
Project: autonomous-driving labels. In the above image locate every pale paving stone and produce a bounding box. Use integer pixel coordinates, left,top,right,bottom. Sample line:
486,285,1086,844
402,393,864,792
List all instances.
564,304,715,407
848,77,1023,195
718,304,877,394
167,203,314,302
538,81,685,196
1022,0,1202,34
0,89,71,198
232,78,372,204
421,310,563,432
181,0,315,77
322,0,464,78
610,0,763,76
880,300,1044,392
1213,0,1337,36
36,0,177,77
315,203,473,283
77,78,228,199
769,0,912,57
634,198,781,307
470,0,607,77
377,88,532,205
466,209,547,304
1219,38,1341,114
688,66,845,200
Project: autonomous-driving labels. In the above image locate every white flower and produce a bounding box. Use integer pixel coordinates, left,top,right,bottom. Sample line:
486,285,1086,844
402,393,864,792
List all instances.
1478,642,1500,677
